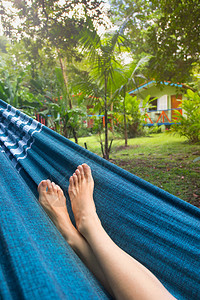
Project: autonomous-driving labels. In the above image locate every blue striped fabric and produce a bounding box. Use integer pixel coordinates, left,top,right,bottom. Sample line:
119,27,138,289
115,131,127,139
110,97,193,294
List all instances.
0,99,200,299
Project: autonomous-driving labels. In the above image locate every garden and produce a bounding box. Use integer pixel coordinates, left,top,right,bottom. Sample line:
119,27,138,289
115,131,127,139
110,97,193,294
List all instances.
77,133,200,208
0,0,199,207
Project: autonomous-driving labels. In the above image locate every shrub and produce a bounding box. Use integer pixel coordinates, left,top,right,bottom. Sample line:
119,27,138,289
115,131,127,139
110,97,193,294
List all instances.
148,124,166,134
113,94,153,138
170,89,200,143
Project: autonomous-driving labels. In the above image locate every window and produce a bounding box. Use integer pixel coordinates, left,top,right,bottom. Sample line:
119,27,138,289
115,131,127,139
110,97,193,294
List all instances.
148,97,157,111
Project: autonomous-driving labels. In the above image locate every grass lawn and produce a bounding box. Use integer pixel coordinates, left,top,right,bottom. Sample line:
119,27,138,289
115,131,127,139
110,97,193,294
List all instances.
76,133,200,208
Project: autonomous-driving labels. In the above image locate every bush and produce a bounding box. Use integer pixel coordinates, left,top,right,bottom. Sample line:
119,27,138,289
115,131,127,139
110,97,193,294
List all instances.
77,127,92,137
113,94,153,138
170,89,200,143
148,124,166,134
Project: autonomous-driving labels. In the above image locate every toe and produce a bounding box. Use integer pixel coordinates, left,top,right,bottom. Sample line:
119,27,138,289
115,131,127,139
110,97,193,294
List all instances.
75,169,81,183
69,176,74,188
38,180,48,194
73,174,78,187
57,185,64,197
82,163,91,179
47,179,53,193
78,165,84,179
52,182,58,193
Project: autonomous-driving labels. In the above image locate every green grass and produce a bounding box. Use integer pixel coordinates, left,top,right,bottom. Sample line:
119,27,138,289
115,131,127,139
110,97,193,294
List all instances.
74,133,200,208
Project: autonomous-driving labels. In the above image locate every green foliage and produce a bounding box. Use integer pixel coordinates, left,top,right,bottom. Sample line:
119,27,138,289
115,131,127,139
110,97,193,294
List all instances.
77,17,132,157
111,56,150,145
113,94,151,138
148,124,166,134
110,0,154,58
76,133,200,207
1,0,198,148
1,1,109,144
0,40,55,103
2,0,105,45
90,116,104,134
189,63,200,91
126,95,144,137
0,70,27,106
40,98,87,138
170,90,200,143
147,0,200,82
0,37,87,139
0,80,9,101
0,36,9,54
110,0,199,82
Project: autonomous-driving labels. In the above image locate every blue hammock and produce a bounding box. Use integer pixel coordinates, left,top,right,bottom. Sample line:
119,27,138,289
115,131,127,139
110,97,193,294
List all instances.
0,99,199,300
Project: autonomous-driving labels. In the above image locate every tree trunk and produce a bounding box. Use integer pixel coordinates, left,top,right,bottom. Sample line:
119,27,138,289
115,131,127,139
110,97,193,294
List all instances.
72,128,78,144
123,93,128,147
104,76,109,160
58,54,73,109
63,123,68,138
110,102,114,134
110,86,114,134
57,49,78,144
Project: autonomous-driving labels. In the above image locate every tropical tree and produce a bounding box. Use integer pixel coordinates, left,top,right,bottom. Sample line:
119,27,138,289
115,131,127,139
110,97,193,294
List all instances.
78,17,130,159
112,56,149,146
1,0,108,142
110,0,200,83
0,36,8,55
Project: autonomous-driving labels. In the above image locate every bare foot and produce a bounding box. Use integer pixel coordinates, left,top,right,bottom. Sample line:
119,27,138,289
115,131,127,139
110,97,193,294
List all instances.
38,180,68,217
38,180,79,245
38,179,113,295
68,164,99,235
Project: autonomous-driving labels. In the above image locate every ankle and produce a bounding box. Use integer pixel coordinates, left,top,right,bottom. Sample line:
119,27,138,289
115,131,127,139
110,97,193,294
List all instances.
53,214,73,235
77,212,101,237
64,229,80,249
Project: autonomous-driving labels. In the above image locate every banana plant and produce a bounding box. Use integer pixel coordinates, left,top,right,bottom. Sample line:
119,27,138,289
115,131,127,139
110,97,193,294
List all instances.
39,95,87,141
0,72,23,107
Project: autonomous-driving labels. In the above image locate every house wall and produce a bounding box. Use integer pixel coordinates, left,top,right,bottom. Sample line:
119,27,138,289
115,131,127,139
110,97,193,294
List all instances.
134,84,188,124
135,85,184,101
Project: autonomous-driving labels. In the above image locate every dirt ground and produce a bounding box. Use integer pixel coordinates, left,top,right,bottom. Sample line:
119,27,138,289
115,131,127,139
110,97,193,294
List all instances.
111,152,200,209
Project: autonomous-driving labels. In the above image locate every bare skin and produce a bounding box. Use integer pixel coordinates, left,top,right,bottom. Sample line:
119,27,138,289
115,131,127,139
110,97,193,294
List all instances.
68,164,98,234
38,164,176,300
38,177,113,296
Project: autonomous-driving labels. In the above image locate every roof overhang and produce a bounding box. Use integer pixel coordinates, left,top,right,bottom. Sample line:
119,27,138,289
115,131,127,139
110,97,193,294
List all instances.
128,80,185,95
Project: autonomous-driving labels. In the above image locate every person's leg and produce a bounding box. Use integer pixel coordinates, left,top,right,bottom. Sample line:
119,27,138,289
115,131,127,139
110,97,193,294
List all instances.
68,164,176,300
38,180,113,296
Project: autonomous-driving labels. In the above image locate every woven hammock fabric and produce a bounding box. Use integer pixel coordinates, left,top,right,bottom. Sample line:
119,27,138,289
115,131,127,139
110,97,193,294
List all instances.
0,99,199,300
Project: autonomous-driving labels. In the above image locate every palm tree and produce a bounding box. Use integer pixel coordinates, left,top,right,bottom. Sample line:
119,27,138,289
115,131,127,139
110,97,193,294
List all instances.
78,17,130,159
112,57,150,146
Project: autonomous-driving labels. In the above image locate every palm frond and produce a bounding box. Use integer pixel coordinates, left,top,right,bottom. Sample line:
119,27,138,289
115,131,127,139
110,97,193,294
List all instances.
79,16,101,58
